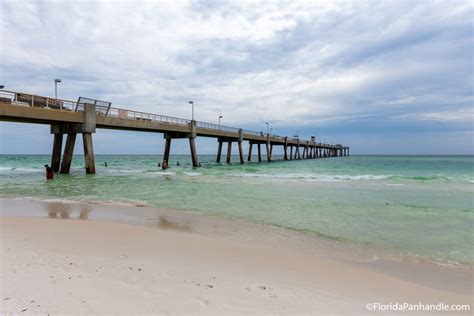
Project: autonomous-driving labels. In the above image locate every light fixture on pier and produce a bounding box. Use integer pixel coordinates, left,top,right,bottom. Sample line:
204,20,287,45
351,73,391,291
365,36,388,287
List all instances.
0,85,4,89
265,122,269,134
54,78,62,99
219,113,223,126
188,101,194,121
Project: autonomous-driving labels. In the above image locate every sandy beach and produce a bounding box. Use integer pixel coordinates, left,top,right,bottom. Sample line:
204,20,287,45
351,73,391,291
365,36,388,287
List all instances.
0,198,472,314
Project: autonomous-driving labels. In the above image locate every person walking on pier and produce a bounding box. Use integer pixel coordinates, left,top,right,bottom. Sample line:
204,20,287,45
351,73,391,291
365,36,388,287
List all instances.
44,164,54,180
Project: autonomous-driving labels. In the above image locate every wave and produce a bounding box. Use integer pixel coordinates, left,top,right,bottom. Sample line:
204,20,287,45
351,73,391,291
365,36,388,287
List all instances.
0,167,40,172
225,172,390,181
225,172,473,183
15,195,149,208
183,172,201,177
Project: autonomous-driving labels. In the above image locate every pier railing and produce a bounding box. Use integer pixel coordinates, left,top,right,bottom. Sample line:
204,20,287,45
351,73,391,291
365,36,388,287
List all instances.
0,89,294,141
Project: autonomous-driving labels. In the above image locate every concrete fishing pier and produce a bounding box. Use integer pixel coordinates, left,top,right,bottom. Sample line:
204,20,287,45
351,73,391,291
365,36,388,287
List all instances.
0,90,349,174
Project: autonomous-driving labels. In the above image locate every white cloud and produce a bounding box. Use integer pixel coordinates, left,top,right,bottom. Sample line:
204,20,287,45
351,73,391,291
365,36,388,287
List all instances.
0,0,472,153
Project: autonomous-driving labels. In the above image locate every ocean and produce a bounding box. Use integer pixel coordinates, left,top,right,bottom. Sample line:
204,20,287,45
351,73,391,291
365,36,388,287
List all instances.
0,154,473,266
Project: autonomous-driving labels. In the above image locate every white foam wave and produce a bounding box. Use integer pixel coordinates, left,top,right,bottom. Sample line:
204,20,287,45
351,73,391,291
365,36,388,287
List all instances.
0,167,40,172
18,196,82,204
225,173,391,181
184,172,201,177
15,196,148,207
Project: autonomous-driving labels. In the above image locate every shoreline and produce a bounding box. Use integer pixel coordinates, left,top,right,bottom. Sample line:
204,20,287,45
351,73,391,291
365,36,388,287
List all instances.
1,197,473,313
1,195,472,269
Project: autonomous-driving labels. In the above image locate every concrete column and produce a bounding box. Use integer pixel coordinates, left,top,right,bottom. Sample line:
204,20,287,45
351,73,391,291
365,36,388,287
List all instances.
247,142,253,161
51,133,63,172
266,142,271,162
270,144,273,158
257,143,262,162
82,133,95,174
290,145,293,160
284,137,288,161
296,142,300,160
189,138,199,167
60,133,76,174
226,141,232,163
216,140,223,163
163,137,171,164
238,141,244,164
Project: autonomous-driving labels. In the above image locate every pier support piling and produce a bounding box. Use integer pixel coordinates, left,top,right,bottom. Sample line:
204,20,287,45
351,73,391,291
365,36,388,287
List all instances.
238,141,244,164
290,146,293,160
216,140,223,163
82,133,95,174
226,141,232,163
51,133,63,172
163,137,172,164
247,142,253,162
189,138,199,167
257,144,262,162
266,142,271,162
60,133,76,174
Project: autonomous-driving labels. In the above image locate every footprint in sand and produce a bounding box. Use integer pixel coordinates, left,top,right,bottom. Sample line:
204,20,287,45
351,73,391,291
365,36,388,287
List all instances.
195,283,214,289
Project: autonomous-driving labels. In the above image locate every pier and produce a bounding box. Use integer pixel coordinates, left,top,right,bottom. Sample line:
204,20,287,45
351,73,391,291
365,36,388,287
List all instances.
0,90,349,174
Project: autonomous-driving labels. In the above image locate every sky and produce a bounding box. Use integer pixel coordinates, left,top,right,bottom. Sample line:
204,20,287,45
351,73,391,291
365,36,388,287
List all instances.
0,0,473,155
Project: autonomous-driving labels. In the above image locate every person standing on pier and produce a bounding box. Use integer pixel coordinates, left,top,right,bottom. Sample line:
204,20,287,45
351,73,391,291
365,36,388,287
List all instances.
44,164,54,180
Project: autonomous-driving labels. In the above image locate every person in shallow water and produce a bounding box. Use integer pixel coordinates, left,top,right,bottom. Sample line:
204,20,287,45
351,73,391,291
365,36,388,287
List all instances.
104,162,108,167
176,161,180,166
157,162,161,167
44,164,54,180
162,160,168,170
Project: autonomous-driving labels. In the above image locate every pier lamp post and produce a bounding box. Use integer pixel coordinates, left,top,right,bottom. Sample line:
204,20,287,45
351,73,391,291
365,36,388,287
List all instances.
0,85,4,89
265,122,269,134
219,113,223,126
54,78,62,100
188,101,194,121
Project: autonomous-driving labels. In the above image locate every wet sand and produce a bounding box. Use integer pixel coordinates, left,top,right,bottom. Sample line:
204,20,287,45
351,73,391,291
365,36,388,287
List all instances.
0,197,472,314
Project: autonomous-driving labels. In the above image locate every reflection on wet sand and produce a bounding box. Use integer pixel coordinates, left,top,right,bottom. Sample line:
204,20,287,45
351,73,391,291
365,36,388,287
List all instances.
46,203,91,220
157,216,192,232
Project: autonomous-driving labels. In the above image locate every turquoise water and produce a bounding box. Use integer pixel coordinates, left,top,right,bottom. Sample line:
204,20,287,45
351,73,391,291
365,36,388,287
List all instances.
0,155,473,265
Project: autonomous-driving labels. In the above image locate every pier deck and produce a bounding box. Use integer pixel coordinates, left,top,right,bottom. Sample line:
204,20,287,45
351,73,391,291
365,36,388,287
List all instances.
0,89,349,174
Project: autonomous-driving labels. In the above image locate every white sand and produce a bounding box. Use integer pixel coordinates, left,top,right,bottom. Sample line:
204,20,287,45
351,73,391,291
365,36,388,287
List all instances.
0,201,472,314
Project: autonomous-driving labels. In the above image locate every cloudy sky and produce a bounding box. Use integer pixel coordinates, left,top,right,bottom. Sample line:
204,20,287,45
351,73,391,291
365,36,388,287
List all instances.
1,0,473,154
